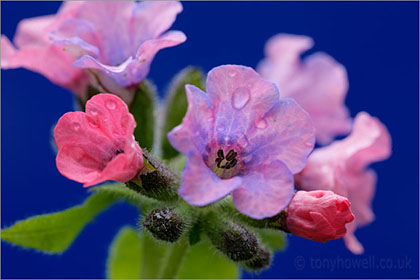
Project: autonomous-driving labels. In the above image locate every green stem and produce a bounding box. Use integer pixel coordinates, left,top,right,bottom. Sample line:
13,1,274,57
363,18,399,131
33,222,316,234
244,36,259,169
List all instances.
160,238,189,279
140,233,168,279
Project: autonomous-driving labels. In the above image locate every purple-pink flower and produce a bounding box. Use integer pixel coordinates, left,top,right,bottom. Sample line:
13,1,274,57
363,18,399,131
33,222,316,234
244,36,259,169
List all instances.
1,1,185,100
168,65,315,219
294,112,392,253
257,33,352,145
54,94,144,187
1,2,90,97
49,1,186,98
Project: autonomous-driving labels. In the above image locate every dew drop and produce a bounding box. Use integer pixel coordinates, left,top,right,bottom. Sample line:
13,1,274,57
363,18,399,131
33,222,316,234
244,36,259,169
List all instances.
232,87,250,110
216,124,225,132
73,122,81,131
229,71,237,78
255,119,267,129
106,100,116,110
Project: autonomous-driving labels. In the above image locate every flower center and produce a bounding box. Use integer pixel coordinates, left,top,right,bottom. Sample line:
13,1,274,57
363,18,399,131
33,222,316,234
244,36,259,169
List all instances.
205,146,242,179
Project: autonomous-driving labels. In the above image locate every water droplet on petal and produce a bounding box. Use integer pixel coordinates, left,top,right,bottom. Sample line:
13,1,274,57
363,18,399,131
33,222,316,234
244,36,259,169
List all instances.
255,119,267,129
229,71,237,78
106,100,116,110
73,122,81,131
232,87,250,110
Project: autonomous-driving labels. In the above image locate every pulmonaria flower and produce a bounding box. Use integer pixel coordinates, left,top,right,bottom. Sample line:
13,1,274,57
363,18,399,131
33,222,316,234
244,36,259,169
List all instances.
168,65,315,219
285,190,354,243
49,1,186,100
294,112,392,253
54,94,143,187
257,33,352,145
1,2,90,97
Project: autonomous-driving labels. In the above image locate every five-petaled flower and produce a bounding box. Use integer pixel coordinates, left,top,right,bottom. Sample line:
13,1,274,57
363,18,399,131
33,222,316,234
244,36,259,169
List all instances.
285,190,355,243
1,1,186,101
294,112,392,254
257,33,352,145
54,94,144,187
168,65,315,219
50,1,186,100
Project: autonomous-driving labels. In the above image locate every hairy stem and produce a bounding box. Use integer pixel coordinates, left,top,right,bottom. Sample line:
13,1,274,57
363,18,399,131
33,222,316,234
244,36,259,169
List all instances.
159,238,189,279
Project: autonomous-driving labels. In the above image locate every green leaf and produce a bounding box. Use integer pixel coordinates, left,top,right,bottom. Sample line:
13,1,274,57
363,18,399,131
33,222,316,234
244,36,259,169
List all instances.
106,226,142,279
257,228,287,251
161,67,205,160
1,192,116,254
130,79,157,151
178,239,240,279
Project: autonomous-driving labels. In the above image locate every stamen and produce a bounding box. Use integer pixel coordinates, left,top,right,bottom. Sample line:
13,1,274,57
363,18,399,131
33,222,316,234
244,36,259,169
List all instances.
226,149,236,161
225,159,237,169
217,149,224,159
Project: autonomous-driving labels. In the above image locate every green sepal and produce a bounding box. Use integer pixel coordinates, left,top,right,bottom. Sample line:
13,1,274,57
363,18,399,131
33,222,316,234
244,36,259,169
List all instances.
178,239,240,279
130,79,157,151
161,67,205,160
1,191,116,254
106,226,142,279
256,228,287,252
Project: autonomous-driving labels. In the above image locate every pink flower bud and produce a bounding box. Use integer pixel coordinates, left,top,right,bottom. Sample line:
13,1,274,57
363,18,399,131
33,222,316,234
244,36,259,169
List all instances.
286,190,354,243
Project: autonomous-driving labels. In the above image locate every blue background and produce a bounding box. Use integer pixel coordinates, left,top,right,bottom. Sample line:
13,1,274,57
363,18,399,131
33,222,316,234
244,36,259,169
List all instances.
1,1,419,279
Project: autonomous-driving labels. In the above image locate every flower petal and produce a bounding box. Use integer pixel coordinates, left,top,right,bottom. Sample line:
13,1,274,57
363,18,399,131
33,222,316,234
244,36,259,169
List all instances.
243,98,315,174
232,160,294,219
73,31,186,87
129,1,184,48
167,84,214,155
206,65,279,145
179,151,242,206
258,33,351,144
343,112,392,171
1,35,88,96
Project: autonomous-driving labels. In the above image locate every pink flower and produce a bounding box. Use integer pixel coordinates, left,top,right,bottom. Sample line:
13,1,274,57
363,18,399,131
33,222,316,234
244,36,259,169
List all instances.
257,33,352,145
1,2,90,97
49,1,186,98
285,190,355,243
168,65,315,219
294,112,392,253
54,94,143,187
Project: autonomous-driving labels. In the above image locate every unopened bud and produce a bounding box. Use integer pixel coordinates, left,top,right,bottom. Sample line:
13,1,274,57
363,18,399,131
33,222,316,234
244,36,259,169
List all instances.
243,246,272,271
127,152,180,202
284,190,354,242
143,208,185,242
206,217,259,262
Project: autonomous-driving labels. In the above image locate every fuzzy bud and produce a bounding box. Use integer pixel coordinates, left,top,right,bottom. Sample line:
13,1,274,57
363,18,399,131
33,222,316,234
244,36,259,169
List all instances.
284,190,354,242
143,208,185,242
205,216,259,262
243,246,272,271
127,152,180,202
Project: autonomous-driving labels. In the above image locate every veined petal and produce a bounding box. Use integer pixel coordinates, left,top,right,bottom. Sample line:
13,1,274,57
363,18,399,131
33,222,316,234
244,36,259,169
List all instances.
243,98,315,174
232,160,294,219
167,84,214,154
206,65,279,145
